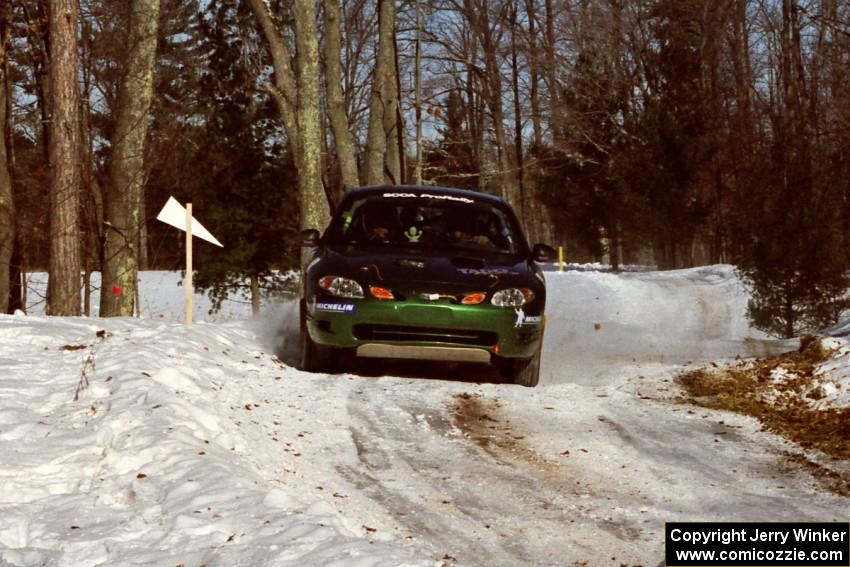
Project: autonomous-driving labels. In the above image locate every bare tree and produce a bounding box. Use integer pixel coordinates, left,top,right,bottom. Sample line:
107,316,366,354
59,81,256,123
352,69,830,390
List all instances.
383,34,404,184
543,0,561,145
363,0,395,185
100,0,161,317
0,5,14,313
247,0,298,156
509,0,524,221
324,0,359,191
413,0,423,184
524,0,542,147
248,0,331,233
294,0,331,231
463,0,519,208
46,0,82,315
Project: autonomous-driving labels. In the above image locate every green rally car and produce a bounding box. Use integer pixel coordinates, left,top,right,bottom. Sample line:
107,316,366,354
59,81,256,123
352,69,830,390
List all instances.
297,185,554,387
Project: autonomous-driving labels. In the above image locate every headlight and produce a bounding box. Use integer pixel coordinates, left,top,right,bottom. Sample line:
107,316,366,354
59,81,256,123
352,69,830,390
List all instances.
318,276,364,298
491,288,534,307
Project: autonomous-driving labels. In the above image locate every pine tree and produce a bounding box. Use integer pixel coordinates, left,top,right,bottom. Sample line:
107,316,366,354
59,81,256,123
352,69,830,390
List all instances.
739,0,850,338
190,2,298,315
0,4,14,313
47,0,83,315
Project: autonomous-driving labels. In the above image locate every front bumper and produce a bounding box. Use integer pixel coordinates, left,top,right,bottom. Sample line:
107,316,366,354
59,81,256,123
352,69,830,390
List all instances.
306,297,544,359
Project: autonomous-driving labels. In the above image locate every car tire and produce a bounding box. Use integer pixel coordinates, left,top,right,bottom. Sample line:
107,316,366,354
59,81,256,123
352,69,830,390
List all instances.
299,299,328,373
497,343,542,388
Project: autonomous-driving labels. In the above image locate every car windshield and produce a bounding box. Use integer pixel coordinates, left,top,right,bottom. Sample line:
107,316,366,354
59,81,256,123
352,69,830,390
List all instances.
326,193,524,255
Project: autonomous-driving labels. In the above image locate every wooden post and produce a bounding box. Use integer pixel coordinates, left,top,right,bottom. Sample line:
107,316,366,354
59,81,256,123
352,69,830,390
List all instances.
558,245,564,272
185,202,193,326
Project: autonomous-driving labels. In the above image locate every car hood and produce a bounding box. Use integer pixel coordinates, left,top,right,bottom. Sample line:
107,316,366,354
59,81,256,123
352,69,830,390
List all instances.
320,245,536,292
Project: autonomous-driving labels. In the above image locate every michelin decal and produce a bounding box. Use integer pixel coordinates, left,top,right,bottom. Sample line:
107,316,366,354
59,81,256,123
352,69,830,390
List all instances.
316,302,357,314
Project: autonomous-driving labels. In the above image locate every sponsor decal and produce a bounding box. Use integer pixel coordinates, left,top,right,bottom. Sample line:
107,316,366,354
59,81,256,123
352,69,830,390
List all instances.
316,302,356,314
382,192,475,203
515,308,543,327
420,192,474,203
382,192,419,199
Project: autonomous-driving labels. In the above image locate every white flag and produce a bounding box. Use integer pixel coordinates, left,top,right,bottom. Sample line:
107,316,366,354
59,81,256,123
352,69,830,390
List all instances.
156,196,223,247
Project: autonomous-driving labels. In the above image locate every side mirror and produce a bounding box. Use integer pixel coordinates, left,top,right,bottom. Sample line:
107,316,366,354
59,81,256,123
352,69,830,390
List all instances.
298,228,321,247
531,243,556,262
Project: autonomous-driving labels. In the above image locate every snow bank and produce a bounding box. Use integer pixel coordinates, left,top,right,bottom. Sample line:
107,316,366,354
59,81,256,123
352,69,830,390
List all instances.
540,264,785,385
806,338,850,409
0,315,429,567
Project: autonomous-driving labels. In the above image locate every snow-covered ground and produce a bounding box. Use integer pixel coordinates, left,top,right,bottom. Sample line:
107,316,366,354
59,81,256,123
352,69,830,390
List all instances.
2,266,849,566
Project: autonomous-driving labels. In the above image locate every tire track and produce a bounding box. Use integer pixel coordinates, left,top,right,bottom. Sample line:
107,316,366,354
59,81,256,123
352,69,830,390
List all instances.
333,387,651,566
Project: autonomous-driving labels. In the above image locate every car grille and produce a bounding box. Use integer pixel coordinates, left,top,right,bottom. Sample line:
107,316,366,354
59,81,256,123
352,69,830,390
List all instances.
352,324,497,347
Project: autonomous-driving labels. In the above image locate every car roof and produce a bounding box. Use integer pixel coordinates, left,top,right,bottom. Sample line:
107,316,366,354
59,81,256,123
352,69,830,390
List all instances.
344,185,509,207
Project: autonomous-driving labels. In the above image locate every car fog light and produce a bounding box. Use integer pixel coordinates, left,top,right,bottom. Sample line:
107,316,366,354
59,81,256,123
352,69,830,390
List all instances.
370,286,395,300
461,292,486,305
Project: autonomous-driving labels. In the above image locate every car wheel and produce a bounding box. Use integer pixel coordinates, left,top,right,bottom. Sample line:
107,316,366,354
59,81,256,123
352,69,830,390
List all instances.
497,343,542,388
299,299,328,373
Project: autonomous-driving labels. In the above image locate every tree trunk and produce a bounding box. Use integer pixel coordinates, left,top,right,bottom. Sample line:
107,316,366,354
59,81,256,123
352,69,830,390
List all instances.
9,245,22,313
293,0,331,232
509,1,525,224
250,274,260,316
324,0,359,191
246,0,300,161
489,78,516,206
80,15,101,316
101,0,161,317
464,31,482,180
383,35,402,184
413,0,423,185
544,0,561,146
364,0,395,185
47,0,82,316
390,34,407,183
0,6,13,314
